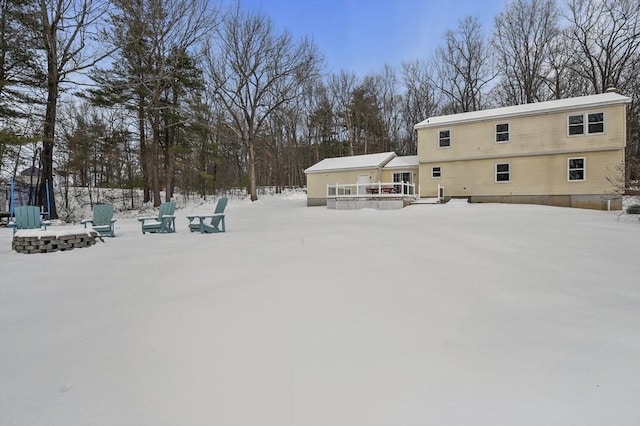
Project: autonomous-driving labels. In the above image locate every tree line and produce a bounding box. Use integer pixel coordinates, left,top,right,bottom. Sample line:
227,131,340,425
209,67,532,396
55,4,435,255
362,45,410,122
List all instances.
1,0,638,218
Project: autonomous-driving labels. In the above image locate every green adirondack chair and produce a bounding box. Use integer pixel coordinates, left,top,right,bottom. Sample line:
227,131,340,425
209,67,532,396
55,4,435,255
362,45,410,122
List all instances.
81,204,116,237
8,206,51,234
187,197,227,233
138,201,176,234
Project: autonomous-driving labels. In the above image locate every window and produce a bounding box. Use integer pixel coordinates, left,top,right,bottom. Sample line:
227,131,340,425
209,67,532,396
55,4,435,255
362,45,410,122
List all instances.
393,172,412,184
568,112,604,136
496,123,509,143
568,114,584,135
432,167,441,178
568,157,585,181
496,163,510,182
439,130,450,148
588,112,604,133
393,172,413,194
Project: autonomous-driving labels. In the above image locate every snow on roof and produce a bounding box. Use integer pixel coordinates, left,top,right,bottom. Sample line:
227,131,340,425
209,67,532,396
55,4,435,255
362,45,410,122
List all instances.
414,92,632,129
383,155,418,169
304,152,396,174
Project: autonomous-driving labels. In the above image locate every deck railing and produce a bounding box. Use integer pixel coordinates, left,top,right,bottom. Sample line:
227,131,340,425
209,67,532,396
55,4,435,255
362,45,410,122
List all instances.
327,182,417,198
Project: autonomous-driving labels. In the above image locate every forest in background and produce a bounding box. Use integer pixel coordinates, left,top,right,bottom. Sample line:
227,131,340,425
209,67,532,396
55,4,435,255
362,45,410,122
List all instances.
0,0,638,218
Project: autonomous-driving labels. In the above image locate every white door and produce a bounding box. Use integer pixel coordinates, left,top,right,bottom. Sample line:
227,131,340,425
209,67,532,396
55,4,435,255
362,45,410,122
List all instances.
358,174,370,194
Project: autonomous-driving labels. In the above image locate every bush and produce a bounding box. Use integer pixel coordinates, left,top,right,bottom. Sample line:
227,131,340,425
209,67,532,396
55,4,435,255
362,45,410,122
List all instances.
627,204,640,214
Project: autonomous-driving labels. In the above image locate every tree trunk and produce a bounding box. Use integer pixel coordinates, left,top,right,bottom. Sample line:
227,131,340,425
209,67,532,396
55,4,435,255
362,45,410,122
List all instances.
138,99,150,203
165,129,175,202
248,138,257,201
39,62,58,219
151,114,161,207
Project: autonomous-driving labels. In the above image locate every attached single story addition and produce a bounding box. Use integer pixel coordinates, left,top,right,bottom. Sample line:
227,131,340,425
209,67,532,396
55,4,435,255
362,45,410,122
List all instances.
305,92,631,210
304,152,419,209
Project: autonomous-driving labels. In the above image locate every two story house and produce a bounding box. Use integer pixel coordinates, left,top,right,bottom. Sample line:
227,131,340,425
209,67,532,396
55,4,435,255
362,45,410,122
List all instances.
305,92,631,210
414,92,631,210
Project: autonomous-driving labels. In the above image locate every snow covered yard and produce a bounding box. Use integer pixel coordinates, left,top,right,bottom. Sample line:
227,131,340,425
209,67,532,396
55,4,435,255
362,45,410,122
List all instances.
1,194,639,426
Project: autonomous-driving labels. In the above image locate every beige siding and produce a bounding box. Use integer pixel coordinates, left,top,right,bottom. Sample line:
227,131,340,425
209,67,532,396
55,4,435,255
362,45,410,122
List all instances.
418,104,627,163
419,150,624,197
306,168,381,199
379,168,418,183
417,102,627,208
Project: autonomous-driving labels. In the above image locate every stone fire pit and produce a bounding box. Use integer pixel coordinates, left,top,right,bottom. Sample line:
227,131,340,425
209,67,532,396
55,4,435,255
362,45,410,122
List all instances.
12,227,101,254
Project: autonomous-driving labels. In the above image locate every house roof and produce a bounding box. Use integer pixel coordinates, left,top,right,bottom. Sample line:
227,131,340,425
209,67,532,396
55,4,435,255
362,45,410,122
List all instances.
304,152,396,174
414,92,632,129
383,155,419,169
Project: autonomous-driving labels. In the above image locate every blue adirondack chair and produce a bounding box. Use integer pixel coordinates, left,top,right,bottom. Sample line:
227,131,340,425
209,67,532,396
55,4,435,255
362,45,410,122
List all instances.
8,206,51,234
81,204,116,237
138,201,176,234
187,197,227,233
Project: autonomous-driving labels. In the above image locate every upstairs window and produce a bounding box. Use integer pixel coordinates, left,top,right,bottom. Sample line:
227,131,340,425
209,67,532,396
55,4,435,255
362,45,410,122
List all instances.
432,167,441,178
588,112,604,133
495,123,509,143
568,114,584,135
568,112,604,136
439,130,450,148
568,157,585,181
495,163,510,182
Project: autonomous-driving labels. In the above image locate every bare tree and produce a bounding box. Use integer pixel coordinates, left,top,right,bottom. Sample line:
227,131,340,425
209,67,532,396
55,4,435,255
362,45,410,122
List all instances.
544,29,591,99
432,15,495,113
401,60,439,154
371,64,404,153
566,0,640,94
327,71,359,156
204,6,321,201
493,0,560,105
35,0,111,218
304,81,338,162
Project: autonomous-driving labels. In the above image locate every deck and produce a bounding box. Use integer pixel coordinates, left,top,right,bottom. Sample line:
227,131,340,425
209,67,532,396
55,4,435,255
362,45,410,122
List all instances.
326,182,418,209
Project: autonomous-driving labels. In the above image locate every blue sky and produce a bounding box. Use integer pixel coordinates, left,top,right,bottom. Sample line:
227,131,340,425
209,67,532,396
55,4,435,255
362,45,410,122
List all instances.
233,0,509,76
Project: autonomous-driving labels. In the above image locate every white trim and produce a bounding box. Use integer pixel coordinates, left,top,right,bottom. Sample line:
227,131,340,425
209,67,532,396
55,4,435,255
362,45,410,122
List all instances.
567,157,586,182
431,166,442,179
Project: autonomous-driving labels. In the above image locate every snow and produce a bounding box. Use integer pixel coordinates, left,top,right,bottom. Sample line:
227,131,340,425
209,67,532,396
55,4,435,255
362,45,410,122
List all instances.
1,192,639,426
415,92,632,128
14,227,97,238
304,152,395,173
383,155,419,169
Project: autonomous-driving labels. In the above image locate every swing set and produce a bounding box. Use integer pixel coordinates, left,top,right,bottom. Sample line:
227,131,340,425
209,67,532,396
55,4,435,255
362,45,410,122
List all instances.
2,144,52,221
8,175,51,219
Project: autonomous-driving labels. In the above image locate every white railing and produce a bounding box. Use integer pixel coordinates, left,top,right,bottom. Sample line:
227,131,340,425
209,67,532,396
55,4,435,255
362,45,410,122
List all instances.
327,182,416,198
